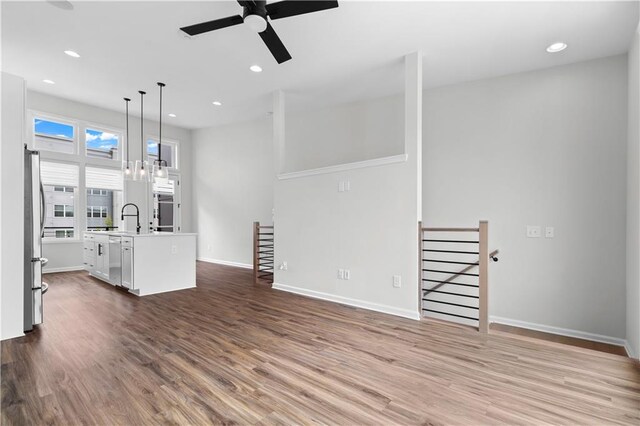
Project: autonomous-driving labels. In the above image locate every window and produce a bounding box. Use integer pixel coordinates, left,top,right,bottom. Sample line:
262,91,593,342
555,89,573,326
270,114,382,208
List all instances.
54,205,73,217
87,206,108,218
86,167,124,230
55,230,74,239
85,128,120,160
54,186,73,192
41,162,79,239
33,117,76,154
147,139,178,169
151,177,180,232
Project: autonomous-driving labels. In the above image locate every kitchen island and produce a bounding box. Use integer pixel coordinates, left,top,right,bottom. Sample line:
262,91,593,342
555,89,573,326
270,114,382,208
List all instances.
83,231,197,296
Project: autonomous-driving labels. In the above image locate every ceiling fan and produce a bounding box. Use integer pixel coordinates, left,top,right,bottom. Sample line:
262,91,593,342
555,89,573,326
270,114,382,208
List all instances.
180,1,339,64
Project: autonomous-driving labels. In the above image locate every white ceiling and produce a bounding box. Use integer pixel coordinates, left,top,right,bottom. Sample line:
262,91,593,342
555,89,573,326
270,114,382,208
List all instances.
2,1,638,129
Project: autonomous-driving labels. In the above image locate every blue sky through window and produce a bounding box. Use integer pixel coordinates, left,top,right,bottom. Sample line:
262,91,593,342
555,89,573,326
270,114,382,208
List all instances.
34,118,74,139
147,139,158,155
85,129,119,151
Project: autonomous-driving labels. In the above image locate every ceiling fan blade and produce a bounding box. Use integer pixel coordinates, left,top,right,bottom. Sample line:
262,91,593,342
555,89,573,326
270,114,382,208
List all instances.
180,15,243,36
258,22,292,64
266,1,338,20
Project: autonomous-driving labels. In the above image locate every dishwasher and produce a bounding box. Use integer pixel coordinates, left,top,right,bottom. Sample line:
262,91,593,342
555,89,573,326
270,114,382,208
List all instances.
108,236,122,286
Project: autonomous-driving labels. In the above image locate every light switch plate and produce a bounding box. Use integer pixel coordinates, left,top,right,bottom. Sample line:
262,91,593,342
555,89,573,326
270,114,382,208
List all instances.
393,275,401,288
344,269,351,280
545,227,554,238
337,269,344,279
526,226,541,238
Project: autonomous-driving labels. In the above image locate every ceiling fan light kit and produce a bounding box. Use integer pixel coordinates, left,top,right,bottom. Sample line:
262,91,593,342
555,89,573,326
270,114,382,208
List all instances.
180,0,339,64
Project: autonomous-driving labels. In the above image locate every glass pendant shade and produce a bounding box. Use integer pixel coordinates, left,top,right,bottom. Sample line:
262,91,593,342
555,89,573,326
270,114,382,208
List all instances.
153,163,168,181
122,160,133,180
133,160,150,182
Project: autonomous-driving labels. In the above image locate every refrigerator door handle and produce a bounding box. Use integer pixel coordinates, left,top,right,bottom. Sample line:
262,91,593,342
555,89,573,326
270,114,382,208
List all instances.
39,181,45,238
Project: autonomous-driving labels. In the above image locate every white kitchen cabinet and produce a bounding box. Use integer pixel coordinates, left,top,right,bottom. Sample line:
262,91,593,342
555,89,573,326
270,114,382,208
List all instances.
93,234,109,282
121,237,134,289
82,235,95,272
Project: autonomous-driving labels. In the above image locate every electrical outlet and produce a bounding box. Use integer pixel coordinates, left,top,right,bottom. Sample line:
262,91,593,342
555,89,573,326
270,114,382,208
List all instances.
393,275,401,288
279,261,288,271
171,245,178,254
344,269,351,280
545,226,555,238
207,244,212,251
526,226,541,238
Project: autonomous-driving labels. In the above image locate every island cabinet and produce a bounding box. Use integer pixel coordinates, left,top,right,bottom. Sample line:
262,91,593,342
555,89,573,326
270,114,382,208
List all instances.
83,231,197,296
83,233,110,281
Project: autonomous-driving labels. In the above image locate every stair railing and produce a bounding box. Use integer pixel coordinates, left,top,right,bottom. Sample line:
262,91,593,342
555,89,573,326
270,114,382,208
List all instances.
253,221,274,284
419,221,497,333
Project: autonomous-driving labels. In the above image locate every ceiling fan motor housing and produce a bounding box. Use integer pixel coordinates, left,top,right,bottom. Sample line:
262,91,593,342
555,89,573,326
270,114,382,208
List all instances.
243,1,268,33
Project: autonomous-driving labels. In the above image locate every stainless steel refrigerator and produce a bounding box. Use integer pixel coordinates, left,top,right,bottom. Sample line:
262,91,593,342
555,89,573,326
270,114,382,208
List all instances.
24,146,48,332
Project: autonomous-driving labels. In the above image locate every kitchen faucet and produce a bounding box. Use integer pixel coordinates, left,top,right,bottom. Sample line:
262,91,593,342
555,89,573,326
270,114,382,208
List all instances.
121,203,141,234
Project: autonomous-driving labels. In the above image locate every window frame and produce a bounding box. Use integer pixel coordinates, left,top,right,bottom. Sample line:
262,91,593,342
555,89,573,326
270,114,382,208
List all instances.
83,124,123,162
146,135,180,171
31,110,128,244
31,113,78,156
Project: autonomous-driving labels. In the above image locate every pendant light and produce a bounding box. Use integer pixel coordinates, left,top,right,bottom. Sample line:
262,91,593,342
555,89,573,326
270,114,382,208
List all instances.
122,97,133,180
134,90,149,182
153,82,168,181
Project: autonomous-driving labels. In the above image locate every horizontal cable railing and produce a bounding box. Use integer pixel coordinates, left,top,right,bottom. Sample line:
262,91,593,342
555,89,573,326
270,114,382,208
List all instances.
253,221,274,284
419,221,497,333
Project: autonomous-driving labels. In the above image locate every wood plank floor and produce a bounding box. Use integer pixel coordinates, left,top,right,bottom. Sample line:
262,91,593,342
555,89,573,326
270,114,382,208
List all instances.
2,261,639,425
490,323,630,357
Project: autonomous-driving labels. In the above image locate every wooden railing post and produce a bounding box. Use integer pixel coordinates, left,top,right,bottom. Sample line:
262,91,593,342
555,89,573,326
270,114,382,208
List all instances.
478,220,489,333
253,221,259,284
418,221,423,319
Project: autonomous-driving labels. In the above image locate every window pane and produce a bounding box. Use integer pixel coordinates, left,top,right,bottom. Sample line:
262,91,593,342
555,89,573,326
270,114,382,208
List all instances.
34,118,75,154
86,128,120,160
86,188,122,230
45,185,76,239
147,139,175,168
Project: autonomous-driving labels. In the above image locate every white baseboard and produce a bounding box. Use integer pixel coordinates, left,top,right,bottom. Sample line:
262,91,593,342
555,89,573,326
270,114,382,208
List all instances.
273,282,421,321
197,257,252,270
624,341,638,359
43,266,84,274
490,315,629,350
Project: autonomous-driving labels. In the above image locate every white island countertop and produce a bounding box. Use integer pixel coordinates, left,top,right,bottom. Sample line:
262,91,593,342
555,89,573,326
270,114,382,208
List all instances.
83,231,197,296
84,231,198,238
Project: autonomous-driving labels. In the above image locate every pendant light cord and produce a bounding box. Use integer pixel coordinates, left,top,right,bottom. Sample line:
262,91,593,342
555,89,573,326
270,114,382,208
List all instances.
139,91,146,168
157,82,165,169
124,97,130,166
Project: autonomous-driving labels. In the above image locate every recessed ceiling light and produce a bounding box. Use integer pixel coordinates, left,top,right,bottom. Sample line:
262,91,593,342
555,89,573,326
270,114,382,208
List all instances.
43,79,55,84
546,42,567,53
249,64,262,73
212,101,222,106
168,113,176,118
64,50,80,58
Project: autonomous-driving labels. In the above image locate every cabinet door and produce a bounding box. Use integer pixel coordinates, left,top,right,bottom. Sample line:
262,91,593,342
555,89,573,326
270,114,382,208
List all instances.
121,246,134,289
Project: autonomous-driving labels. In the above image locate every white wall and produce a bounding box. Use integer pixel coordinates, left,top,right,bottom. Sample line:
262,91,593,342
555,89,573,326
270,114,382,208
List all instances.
423,55,628,341
26,91,193,272
191,118,274,267
627,25,640,359
284,95,404,173
272,54,422,320
1,72,26,340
